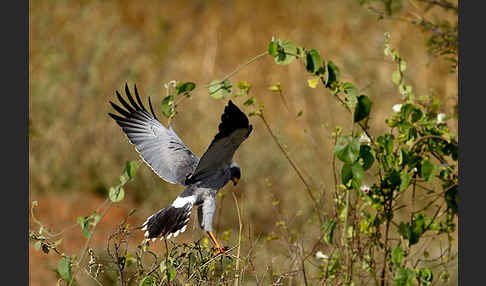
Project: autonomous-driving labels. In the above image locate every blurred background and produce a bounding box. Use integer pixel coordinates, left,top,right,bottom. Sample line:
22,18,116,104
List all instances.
29,0,457,284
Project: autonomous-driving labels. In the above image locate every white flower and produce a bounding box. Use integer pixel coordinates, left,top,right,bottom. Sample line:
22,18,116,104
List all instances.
359,133,371,144
437,113,447,124
412,167,418,173
316,251,329,260
360,184,370,194
392,104,402,113
164,80,178,89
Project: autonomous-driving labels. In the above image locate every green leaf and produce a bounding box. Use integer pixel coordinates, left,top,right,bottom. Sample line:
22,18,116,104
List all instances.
351,162,364,190
445,185,458,214
341,163,353,186
359,145,375,170
399,214,427,247
268,40,278,57
354,95,372,122
236,81,251,97
321,60,329,85
342,82,358,110
306,49,322,74
411,108,423,123
342,82,358,98
175,82,195,96
275,40,299,65
418,268,433,285
109,186,125,203
124,160,138,181
58,256,72,282
377,134,395,155
421,160,435,181
139,276,155,286
398,222,410,240
77,216,91,238
399,60,407,72
266,234,280,241
209,79,232,99
243,97,256,106
326,61,340,88
440,271,449,281
410,213,426,246
161,95,175,118
335,136,360,164
388,170,402,190
119,175,128,185
268,82,281,92
400,103,413,119
399,170,412,192
168,267,176,282
395,267,416,286
322,220,336,244
398,148,407,166
392,245,404,265
91,212,101,226
392,70,401,85
237,81,251,92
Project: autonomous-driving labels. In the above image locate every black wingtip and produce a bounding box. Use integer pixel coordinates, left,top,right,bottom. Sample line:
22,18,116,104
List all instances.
125,82,131,97
214,100,250,140
133,84,148,112
148,96,159,121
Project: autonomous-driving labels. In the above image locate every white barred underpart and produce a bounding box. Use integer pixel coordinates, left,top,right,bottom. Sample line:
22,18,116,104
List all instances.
172,195,196,208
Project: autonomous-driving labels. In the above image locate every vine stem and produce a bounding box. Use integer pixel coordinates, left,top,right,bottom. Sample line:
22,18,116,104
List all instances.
319,76,375,146
342,187,351,280
174,51,269,106
218,51,269,83
258,114,322,224
410,135,454,151
344,102,357,282
69,201,113,286
380,193,394,286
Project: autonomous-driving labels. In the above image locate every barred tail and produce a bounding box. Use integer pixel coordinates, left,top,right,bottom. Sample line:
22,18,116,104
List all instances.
141,200,193,240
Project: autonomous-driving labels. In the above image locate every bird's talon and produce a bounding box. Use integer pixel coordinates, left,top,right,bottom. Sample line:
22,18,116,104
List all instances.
214,246,230,257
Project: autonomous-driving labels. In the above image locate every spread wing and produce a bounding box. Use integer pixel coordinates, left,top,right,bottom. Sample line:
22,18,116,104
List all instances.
186,100,252,184
109,83,199,186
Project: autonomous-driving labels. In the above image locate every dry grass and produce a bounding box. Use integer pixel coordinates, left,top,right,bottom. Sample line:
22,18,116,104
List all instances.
29,0,457,285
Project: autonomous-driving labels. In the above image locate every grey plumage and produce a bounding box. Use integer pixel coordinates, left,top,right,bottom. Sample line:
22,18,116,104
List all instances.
109,83,252,240
197,192,217,232
109,84,198,186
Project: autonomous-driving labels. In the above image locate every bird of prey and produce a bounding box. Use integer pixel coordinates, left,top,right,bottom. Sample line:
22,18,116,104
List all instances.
108,83,253,254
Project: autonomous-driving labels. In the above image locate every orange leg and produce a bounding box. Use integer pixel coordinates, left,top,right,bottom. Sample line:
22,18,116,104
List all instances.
206,231,226,255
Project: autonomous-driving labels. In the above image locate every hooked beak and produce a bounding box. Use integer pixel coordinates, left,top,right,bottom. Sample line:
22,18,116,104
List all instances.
231,177,239,186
